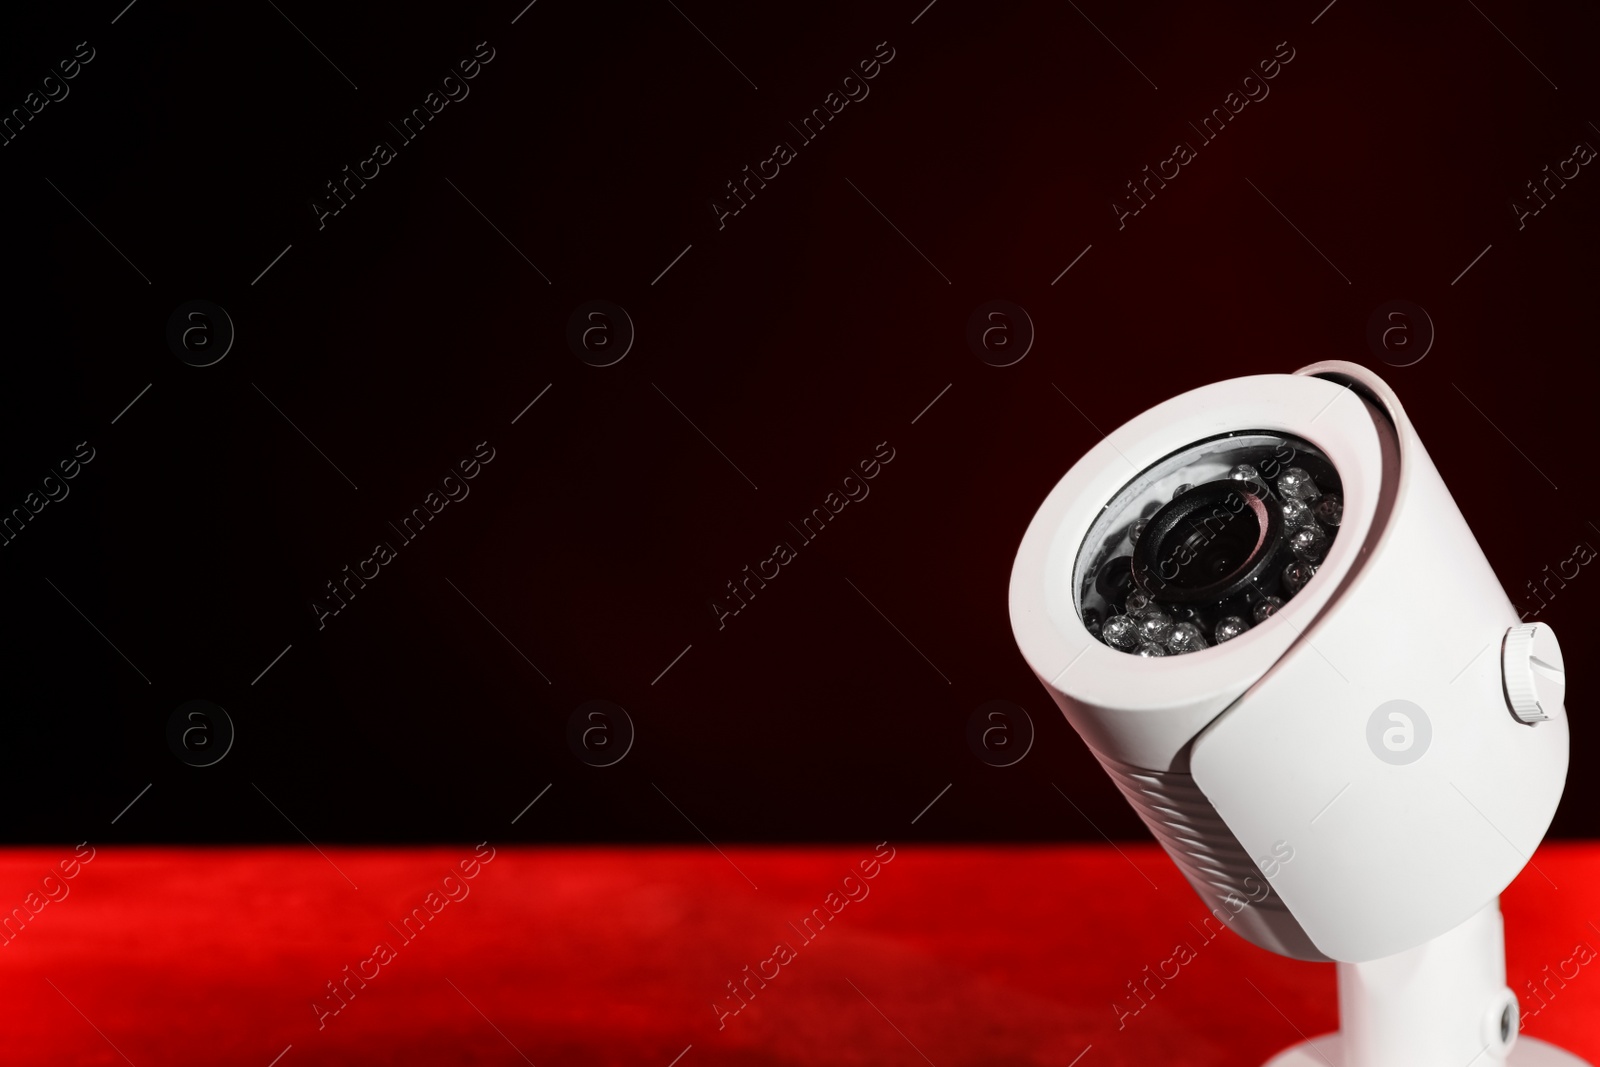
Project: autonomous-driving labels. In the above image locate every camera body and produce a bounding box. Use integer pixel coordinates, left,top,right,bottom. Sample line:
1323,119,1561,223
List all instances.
1009,361,1568,967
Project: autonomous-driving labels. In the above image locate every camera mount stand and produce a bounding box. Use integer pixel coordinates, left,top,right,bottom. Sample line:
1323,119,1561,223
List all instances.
1263,901,1590,1067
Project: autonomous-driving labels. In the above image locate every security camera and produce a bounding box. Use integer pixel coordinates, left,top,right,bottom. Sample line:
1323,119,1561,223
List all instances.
1009,361,1584,1066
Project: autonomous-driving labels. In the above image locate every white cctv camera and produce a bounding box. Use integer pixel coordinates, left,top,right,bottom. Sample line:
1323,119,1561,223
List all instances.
1009,361,1583,1066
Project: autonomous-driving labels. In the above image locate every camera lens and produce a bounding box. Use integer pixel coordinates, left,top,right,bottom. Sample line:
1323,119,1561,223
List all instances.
1132,481,1284,605
1072,430,1343,656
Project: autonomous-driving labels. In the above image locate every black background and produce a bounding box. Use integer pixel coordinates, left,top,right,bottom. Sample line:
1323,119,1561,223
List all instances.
2,0,1594,844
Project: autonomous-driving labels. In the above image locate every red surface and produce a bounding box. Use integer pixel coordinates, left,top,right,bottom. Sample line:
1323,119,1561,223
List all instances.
1,843,1596,1065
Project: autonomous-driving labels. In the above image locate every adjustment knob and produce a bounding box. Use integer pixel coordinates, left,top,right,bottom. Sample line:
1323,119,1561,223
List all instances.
1502,623,1564,725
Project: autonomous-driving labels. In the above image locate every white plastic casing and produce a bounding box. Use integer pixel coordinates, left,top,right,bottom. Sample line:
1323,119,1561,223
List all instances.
1009,361,1569,964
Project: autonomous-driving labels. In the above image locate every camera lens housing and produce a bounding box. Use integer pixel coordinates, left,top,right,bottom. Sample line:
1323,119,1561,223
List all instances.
1133,480,1282,605
1072,431,1343,655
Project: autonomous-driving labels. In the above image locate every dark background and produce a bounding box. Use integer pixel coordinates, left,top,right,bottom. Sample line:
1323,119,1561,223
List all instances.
2,0,1594,844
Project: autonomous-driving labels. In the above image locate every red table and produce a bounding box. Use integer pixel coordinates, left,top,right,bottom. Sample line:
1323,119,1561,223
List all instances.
2,843,1595,1065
